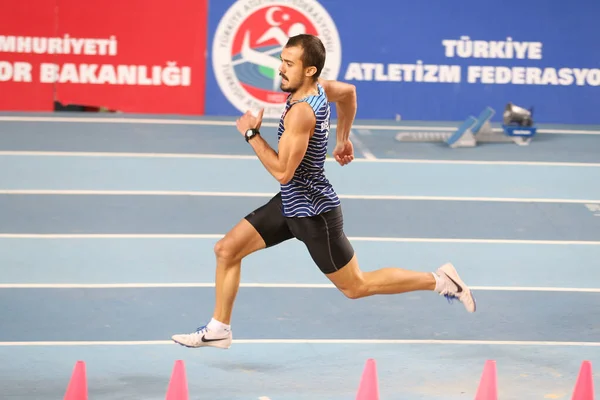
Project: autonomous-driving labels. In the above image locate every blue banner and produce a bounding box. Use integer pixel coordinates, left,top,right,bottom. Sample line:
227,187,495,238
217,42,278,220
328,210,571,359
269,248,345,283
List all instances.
205,0,600,125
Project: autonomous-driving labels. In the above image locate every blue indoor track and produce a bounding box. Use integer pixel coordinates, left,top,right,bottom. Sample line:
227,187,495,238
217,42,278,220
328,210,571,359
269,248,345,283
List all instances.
1,113,599,400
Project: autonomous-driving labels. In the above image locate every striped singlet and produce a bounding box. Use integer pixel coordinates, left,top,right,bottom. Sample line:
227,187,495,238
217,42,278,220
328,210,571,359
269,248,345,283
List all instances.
278,83,340,218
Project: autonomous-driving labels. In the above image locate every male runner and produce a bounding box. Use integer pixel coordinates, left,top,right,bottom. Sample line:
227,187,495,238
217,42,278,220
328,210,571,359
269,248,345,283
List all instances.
171,34,476,349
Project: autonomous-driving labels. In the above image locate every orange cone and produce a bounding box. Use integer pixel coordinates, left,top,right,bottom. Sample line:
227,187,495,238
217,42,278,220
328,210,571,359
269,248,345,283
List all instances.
356,358,379,400
572,361,594,400
166,360,189,400
64,361,88,400
475,360,498,400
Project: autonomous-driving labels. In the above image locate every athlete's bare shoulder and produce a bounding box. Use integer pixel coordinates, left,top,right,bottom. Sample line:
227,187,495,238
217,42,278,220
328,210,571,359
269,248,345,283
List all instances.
284,101,316,132
318,78,356,103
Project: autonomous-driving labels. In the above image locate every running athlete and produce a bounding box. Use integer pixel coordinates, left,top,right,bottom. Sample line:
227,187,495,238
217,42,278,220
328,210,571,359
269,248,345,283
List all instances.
171,34,476,349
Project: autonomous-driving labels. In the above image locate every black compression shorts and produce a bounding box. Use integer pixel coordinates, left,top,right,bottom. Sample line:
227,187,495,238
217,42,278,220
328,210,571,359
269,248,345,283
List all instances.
244,192,355,274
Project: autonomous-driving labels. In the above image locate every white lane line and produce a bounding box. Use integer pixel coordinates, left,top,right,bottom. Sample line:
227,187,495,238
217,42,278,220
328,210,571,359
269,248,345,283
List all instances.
0,234,598,245
0,190,598,205
349,129,376,160
1,115,599,135
0,233,598,245
0,283,599,292
1,150,599,167
1,339,599,347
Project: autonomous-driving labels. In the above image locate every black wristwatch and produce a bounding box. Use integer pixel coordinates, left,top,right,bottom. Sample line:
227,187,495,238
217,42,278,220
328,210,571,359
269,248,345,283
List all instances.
245,128,260,142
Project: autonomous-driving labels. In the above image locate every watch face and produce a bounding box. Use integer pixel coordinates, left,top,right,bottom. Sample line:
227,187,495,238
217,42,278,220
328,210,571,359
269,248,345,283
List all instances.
245,129,256,141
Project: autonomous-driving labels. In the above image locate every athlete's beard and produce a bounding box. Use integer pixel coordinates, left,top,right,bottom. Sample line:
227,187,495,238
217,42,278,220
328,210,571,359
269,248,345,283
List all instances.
280,74,301,93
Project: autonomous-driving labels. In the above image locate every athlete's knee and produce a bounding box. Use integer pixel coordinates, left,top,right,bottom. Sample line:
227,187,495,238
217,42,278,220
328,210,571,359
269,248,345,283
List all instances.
213,236,243,263
332,270,369,299
214,219,266,264
338,283,368,299
324,254,367,299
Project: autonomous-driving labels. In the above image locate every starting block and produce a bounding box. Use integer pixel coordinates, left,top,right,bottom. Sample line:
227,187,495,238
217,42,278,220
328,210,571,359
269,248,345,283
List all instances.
445,115,478,148
394,106,537,148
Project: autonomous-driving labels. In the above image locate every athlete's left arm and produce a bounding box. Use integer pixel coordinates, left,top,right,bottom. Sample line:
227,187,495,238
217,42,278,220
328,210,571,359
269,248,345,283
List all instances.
236,104,315,185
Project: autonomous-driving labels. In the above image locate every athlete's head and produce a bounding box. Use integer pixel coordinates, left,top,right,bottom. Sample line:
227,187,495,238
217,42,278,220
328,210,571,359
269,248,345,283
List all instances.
279,34,326,93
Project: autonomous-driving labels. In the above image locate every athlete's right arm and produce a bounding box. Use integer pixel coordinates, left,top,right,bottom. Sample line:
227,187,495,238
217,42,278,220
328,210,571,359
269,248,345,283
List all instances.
318,79,357,145
319,79,357,166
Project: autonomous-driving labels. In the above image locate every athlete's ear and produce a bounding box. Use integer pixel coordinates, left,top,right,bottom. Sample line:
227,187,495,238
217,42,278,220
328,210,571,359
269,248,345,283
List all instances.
305,66,317,78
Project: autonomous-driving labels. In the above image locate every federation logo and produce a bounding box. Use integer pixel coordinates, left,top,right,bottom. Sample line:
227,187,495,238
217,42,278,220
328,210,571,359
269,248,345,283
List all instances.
212,0,342,119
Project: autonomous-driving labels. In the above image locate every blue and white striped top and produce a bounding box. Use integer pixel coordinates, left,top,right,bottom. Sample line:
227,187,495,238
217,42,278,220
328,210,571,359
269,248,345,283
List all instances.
278,83,340,218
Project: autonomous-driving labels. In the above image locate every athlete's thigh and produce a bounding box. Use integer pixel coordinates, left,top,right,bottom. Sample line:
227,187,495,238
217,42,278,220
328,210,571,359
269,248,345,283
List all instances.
287,206,355,275
243,192,294,250
217,217,267,261
218,193,293,260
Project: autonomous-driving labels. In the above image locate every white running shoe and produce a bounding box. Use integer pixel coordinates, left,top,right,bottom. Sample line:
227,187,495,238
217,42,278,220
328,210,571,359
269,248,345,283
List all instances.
436,263,477,313
171,325,232,349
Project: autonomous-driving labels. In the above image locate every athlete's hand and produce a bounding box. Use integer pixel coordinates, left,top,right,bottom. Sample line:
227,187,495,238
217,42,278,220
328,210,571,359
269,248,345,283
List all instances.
236,108,264,135
333,140,354,166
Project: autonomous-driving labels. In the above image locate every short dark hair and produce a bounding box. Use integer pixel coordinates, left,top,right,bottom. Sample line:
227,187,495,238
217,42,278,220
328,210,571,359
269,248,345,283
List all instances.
285,34,326,81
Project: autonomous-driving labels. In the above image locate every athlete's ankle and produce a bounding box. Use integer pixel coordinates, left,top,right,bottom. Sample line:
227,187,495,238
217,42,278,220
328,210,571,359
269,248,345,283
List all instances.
432,272,444,292
208,317,231,333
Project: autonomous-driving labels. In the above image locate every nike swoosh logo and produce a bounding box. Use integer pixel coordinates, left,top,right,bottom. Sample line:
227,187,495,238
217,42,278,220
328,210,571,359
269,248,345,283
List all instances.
445,274,463,293
201,335,228,343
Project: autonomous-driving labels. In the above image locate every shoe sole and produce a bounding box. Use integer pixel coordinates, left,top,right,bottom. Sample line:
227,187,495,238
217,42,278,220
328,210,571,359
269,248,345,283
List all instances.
171,336,231,349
